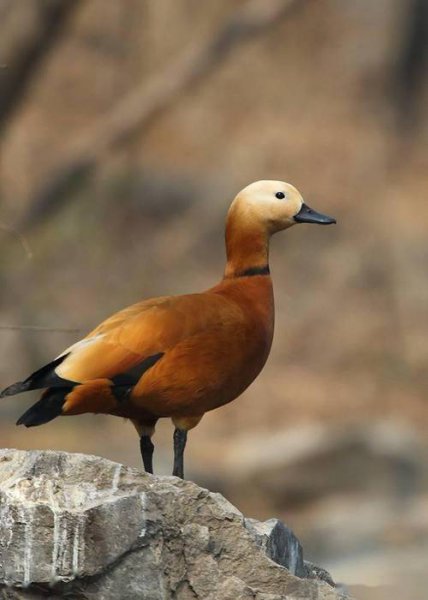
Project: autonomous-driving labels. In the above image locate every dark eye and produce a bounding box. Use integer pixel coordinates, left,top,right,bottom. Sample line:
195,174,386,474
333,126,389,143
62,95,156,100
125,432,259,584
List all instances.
275,192,285,199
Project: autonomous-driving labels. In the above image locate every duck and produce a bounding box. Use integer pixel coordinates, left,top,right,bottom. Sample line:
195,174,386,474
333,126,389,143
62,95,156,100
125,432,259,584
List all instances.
1,180,335,478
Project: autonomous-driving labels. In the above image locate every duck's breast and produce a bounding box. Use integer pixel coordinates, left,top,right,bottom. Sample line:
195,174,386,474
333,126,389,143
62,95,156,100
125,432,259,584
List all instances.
133,276,274,417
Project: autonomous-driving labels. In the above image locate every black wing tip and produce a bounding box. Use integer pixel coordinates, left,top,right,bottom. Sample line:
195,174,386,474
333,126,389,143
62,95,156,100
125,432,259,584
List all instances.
0,381,29,398
16,416,43,428
16,388,69,428
16,408,58,428
1,354,75,399
16,405,49,427
16,406,40,427
16,414,32,427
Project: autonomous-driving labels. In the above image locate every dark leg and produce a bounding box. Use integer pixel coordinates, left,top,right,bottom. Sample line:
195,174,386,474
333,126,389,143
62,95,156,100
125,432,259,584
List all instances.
173,428,187,478
140,435,154,474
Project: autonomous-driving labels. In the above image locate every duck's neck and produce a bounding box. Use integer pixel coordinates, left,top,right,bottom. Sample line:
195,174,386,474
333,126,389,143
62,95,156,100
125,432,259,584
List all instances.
224,212,270,279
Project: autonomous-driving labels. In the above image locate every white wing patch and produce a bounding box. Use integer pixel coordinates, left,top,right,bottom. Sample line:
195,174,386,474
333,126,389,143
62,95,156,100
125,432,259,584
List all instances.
55,335,105,376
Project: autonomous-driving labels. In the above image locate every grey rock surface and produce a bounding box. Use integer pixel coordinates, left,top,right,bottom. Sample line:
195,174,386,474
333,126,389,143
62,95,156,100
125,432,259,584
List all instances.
244,518,305,578
0,449,351,599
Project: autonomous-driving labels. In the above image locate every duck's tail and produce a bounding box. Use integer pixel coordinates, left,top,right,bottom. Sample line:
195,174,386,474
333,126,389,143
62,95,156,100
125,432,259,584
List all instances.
16,387,72,427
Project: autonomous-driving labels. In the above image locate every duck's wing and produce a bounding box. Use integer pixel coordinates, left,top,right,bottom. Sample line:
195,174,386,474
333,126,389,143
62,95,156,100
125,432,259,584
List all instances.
55,294,208,383
2,293,239,396
0,297,167,397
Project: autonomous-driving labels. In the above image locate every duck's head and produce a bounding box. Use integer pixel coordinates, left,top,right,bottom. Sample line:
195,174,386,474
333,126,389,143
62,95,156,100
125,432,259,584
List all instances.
224,180,336,278
230,180,336,234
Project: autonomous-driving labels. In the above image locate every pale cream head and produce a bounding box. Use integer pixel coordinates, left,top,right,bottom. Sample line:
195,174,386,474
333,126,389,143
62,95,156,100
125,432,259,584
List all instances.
230,180,305,233
224,180,336,278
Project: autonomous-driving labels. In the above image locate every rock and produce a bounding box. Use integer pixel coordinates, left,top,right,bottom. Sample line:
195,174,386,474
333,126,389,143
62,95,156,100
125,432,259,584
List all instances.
199,423,428,567
244,518,305,577
0,449,351,600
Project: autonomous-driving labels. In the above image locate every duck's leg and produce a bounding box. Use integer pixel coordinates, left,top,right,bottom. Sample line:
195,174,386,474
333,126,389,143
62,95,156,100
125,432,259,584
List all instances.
140,435,154,474
172,428,187,478
132,418,157,474
171,415,203,479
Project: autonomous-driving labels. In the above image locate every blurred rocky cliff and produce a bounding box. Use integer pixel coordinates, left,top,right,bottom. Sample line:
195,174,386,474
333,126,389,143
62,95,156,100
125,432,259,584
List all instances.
0,1,427,597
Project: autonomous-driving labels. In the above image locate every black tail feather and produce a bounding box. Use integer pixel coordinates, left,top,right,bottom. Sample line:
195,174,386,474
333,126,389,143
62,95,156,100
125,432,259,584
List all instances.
0,380,32,398
1,354,74,398
16,388,71,427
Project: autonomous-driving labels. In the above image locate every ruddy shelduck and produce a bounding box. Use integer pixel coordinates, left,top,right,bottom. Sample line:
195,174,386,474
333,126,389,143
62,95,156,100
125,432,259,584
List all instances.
1,181,335,478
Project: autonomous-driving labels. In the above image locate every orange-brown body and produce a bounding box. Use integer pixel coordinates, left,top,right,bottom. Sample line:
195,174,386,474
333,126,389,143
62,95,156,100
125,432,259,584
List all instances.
61,276,274,430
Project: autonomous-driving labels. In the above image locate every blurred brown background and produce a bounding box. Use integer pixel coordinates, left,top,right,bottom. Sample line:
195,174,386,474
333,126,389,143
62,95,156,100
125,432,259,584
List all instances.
0,1,427,598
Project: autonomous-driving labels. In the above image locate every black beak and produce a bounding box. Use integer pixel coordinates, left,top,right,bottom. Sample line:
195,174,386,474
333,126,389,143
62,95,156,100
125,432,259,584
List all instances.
294,203,336,225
